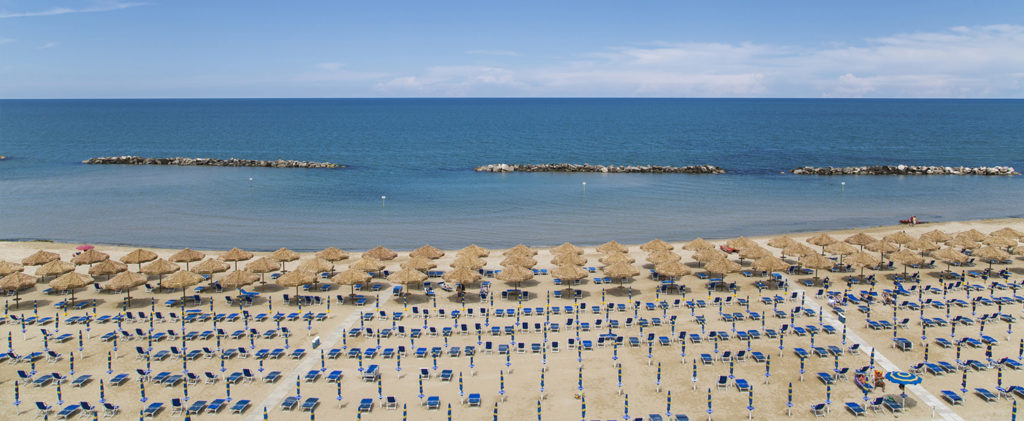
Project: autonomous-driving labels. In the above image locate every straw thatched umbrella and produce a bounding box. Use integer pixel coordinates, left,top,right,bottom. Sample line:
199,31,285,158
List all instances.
865,240,899,265
162,270,204,306
442,267,482,287
450,255,486,270
103,271,146,304
844,233,877,251
500,254,537,269
551,242,584,255
640,239,673,252
120,248,158,272
36,259,75,280
220,270,259,289
646,251,681,265
905,238,939,253
752,256,789,278
71,249,109,266
1,272,36,307
88,259,126,280
884,231,915,250
982,235,1017,250
387,268,428,290
191,258,230,281
972,246,1011,269
1015,247,1024,257
603,262,640,286
889,249,924,275
495,265,534,289
50,272,94,307
599,253,635,266
270,248,301,271
504,244,537,257
350,258,385,273
945,236,979,250
737,246,770,263
824,242,857,265
364,246,398,261
410,245,445,260
220,248,254,270
693,248,727,266
991,227,1024,241
550,265,589,282
847,252,881,278
169,248,205,271
457,245,490,258
704,258,741,280
726,237,758,251
767,236,797,250
807,233,838,255
141,258,180,286
932,248,970,272
654,261,690,279
332,269,371,295
243,257,279,285
596,241,627,254
297,258,334,275
781,243,815,259
0,260,25,276
316,247,350,262
920,229,953,243
22,250,60,266
276,270,317,300
683,238,715,251
551,253,587,267
957,229,987,242
401,257,437,272
799,253,835,278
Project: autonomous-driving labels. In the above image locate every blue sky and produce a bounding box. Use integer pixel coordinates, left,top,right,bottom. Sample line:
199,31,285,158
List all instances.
1,0,1022,98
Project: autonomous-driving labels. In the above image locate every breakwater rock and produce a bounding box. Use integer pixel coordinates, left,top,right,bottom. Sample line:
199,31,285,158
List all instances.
83,156,342,169
474,163,725,174
790,165,1017,176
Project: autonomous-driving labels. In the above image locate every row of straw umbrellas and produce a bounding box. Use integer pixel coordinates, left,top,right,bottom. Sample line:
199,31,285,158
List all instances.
1,227,1022,307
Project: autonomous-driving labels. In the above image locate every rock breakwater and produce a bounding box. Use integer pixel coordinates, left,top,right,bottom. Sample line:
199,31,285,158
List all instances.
474,163,725,174
790,165,1017,176
83,156,342,169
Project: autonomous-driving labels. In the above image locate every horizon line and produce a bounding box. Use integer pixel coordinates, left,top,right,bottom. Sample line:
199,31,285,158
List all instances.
2,96,1023,101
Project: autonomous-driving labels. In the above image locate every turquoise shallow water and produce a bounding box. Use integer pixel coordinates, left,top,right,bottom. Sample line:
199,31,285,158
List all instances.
0,98,1022,250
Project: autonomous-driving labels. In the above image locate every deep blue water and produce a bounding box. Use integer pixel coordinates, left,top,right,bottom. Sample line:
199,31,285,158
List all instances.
1,98,1022,250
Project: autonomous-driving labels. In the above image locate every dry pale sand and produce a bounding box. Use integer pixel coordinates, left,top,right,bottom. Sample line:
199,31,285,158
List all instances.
1,218,1023,421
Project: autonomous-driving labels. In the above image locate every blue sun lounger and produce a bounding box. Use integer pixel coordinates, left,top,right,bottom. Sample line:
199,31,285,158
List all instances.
358,398,374,412
845,402,866,416
281,396,299,410
143,402,163,418
230,400,251,414
941,390,963,405
301,398,319,412
468,393,481,406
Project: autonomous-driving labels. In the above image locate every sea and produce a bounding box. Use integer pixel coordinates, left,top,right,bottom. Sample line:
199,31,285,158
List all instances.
1,98,1022,251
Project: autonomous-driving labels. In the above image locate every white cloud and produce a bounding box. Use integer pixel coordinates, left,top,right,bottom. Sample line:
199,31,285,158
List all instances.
0,1,147,19
40,41,58,49
0,37,13,44
466,50,519,57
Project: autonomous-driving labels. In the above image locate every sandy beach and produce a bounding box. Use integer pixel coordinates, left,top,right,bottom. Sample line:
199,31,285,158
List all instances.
1,218,1023,421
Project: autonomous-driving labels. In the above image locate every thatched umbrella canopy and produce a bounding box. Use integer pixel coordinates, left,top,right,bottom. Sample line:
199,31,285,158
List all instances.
551,253,587,266
500,254,537,269
495,265,534,288
726,237,758,251
693,248,727,265
88,259,126,279
1015,247,1024,257
603,262,640,284
401,257,437,272
22,250,60,266
71,249,109,266
220,270,259,289
921,229,953,243
883,231,915,249
410,245,445,260
296,257,334,274
654,261,690,278
973,246,1011,269
596,241,628,254
991,227,1024,241
387,268,428,289
35,259,75,280
799,253,835,278
932,248,970,271
847,252,881,278
889,249,924,275
220,248,254,270
865,240,899,263
738,246,770,262
825,242,857,264
646,251,681,265
551,242,584,255
551,265,589,282
350,258,385,273
599,253,635,266
244,257,279,285
442,267,482,285
767,236,797,249
905,239,940,256
844,233,877,250
957,229,987,242
50,272,94,307
120,248,158,271
142,258,179,277
504,244,537,257
162,270,204,305
191,258,230,281
982,235,1017,249
332,269,372,295
807,233,838,255
781,243,815,259
169,248,206,271
450,255,486,270
640,239,673,252
704,258,741,279
270,248,301,271
0,260,25,276
363,246,398,261
276,270,318,298
945,236,979,250
1,272,37,307
752,256,789,276
457,244,490,258
316,247,350,262
103,271,147,304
